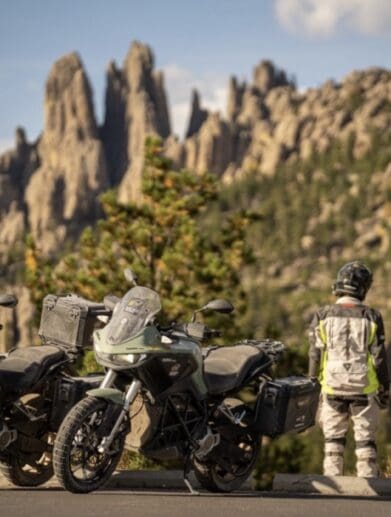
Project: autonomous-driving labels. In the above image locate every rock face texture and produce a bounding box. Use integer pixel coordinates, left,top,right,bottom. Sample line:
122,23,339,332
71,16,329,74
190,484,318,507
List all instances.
0,128,38,258
186,90,208,138
0,53,109,257
102,42,171,203
1,46,391,257
168,60,295,177
170,62,391,183
25,52,109,255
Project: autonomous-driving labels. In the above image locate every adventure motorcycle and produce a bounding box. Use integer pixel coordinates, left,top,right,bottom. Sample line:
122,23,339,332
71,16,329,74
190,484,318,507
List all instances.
0,292,109,486
53,269,320,494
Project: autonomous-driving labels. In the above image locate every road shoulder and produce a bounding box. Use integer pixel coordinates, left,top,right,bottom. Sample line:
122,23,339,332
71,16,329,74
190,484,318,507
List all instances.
273,473,391,497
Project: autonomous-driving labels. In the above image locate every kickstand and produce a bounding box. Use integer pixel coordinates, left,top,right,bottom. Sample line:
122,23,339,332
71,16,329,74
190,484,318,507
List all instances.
183,455,200,496
184,477,199,495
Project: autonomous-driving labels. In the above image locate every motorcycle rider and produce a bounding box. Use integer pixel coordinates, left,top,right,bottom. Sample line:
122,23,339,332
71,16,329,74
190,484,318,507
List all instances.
309,261,389,477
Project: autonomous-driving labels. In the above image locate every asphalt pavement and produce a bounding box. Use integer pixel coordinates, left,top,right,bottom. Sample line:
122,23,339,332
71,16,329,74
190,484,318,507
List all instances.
1,489,391,517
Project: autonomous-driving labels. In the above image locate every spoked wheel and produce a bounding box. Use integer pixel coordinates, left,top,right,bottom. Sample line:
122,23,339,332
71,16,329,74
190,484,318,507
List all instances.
0,432,54,487
192,431,260,492
53,397,127,493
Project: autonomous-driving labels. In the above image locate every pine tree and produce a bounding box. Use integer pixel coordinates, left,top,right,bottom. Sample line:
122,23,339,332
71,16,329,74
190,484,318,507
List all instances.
26,137,253,335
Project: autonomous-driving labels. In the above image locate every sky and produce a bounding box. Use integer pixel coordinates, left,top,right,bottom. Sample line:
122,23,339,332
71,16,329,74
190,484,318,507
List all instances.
1,0,391,153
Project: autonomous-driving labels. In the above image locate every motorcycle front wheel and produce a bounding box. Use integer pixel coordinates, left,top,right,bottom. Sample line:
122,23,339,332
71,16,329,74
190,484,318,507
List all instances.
192,431,260,492
53,397,127,493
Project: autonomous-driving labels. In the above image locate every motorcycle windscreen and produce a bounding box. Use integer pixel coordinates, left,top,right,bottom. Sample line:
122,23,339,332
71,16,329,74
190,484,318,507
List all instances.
105,286,161,345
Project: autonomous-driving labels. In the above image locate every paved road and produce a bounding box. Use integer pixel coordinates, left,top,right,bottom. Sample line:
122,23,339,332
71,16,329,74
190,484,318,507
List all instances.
0,489,391,517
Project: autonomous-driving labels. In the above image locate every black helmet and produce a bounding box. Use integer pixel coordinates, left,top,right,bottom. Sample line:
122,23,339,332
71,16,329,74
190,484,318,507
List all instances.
332,261,373,300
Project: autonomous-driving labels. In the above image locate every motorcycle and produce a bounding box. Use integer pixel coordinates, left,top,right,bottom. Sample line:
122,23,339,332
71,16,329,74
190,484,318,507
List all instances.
0,292,109,486
53,269,320,494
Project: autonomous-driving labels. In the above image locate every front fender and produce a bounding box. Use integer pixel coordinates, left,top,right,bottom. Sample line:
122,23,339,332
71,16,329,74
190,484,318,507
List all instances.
86,388,124,406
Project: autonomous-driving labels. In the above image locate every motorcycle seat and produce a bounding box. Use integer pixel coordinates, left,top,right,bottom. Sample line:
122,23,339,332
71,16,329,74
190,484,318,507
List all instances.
0,345,66,395
203,344,268,395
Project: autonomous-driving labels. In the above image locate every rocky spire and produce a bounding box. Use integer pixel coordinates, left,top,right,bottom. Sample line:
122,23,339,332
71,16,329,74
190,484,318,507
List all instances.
227,77,246,123
1,46,390,258
186,89,208,138
43,52,98,140
0,127,38,189
152,70,171,138
101,61,127,186
0,127,38,258
15,127,27,150
25,52,108,254
252,60,291,95
101,41,171,203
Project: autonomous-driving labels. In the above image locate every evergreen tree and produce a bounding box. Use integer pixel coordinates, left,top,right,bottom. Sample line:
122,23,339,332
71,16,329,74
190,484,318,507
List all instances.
26,137,254,336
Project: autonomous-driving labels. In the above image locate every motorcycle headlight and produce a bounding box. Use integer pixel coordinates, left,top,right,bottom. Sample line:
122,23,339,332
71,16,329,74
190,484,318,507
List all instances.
122,353,139,364
94,341,140,368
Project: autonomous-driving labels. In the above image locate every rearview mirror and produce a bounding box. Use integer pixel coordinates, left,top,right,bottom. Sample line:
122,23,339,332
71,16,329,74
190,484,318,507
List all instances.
124,268,138,286
201,299,234,314
103,294,121,311
0,294,18,308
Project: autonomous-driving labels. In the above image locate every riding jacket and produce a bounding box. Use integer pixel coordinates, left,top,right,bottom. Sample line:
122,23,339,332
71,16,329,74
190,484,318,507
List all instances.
309,296,389,396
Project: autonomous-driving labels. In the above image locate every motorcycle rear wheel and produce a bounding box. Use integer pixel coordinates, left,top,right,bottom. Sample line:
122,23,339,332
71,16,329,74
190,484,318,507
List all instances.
0,392,54,487
53,397,127,493
0,412,54,488
0,454,53,487
192,432,260,492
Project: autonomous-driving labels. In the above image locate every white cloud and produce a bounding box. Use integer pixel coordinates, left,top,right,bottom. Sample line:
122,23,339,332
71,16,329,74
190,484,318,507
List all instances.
170,101,191,141
275,0,391,37
162,64,227,139
0,138,14,155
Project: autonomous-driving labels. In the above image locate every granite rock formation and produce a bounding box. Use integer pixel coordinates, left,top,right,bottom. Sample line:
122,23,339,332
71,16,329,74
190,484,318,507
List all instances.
0,53,109,258
0,128,38,259
1,46,390,259
168,60,294,177
25,52,109,255
186,90,208,138
170,62,391,183
102,42,171,203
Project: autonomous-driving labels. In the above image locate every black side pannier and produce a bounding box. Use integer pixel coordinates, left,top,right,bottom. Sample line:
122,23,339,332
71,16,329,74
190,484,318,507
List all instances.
39,294,110,351
254,376,320,437
49,374,104,429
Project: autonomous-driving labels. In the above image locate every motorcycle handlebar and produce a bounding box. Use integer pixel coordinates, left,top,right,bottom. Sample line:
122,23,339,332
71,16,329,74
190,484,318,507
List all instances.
206,328,221,338
160,322,221,342
103,294,121,311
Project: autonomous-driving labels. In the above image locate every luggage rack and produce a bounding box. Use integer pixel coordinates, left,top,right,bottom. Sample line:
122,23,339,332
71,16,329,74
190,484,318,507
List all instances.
201,338,285,361
39,293,112,351
237,338,285,357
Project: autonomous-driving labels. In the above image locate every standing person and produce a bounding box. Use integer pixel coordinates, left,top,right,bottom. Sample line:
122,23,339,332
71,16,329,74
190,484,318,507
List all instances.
309,261,390,478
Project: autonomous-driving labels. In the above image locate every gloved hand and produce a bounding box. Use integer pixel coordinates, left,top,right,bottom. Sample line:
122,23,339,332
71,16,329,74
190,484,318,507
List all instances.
375,385,390,409
309,376,320,389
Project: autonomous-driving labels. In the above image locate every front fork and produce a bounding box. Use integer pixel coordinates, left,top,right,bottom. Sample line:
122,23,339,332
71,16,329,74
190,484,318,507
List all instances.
97,370,141,453
100,368,118,389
